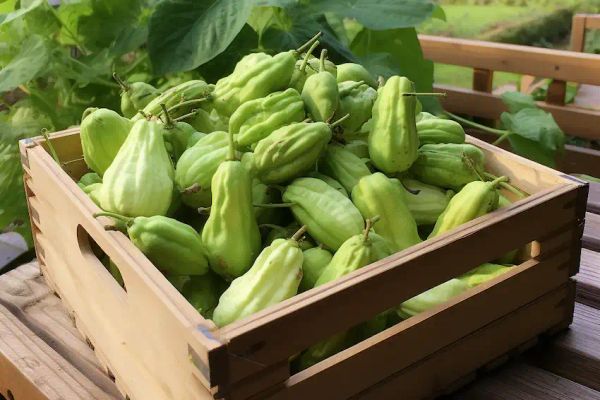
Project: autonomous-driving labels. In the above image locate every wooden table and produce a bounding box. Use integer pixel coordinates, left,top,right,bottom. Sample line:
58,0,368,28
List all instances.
1,184,599,400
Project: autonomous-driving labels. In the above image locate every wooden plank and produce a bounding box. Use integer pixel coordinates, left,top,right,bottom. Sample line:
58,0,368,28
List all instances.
473,68,493,92
546,80,567,106
583,212,600,252
0,301,119,400
533,302,600,392
454,362,600,399
351,283,575,400
560,147,600,178
262,250,576,400
435,84,600,141
576,249,600,309
0,263,123,396
419,35,600,85
570,14,587,52
586,14,600,30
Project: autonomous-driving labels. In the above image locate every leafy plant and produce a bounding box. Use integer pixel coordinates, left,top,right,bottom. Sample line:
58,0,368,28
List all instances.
447,91,565,167
0,0,444,248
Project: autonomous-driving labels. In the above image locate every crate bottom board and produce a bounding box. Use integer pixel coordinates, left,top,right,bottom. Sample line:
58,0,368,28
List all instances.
257,281,574,400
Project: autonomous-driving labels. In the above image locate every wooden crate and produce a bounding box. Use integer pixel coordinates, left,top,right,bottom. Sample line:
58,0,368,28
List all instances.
19,128,588,400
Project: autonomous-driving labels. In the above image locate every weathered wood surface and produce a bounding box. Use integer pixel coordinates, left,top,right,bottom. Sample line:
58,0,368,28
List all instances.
0,183,598,399
0,263,122,400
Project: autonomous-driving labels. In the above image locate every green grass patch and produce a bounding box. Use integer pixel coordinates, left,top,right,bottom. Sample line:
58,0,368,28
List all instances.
434,64,521,90
419,5,534,38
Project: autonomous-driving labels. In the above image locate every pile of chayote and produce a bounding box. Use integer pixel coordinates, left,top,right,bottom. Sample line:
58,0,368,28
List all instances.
77,33,522,370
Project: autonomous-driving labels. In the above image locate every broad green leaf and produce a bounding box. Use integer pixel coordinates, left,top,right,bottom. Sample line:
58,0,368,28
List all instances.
431,4,446,21
56,1,93,47
501,91,537,114
312,0,437,30
77,0,143,51
198,24,259,83
501,108,565,167
0,140,32,247
148,0,254,74
351,27,440,112
0,34,50,93
0,0,41,25
22,0,60,36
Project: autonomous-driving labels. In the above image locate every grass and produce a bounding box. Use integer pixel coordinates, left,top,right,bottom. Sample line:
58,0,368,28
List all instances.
419,5,537,38
433,64,522,90
420,4,563,89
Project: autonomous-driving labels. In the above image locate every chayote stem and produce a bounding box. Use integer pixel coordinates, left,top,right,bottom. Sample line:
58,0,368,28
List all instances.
291,225,308,242
483,172,527,198
259,224,287,232
319,49,327,73
363,215,381,241
299,40,320,73
41,129,62,167
329,113,351,129
160,103,174,128
165,98,210,115
445,111,508,137
377,76,386,88
489,176,509,188
462,154,485,182
138,110,151,120
181,183,201,194
295,32,322,54
402,92,447,97
112,72,130,92
173,109,201,122
94,211,133,225
253,203,294,208
197,206,211,215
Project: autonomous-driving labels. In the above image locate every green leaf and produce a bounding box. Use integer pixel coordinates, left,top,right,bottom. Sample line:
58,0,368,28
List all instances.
313,0,437,30
0,34,50,93
0,0,42,25
198,24,259,83
351,27,440,113
77,0,144,52
501,108,565,167
0,140,32,248
431,4,446,21
501,91,537,114
148,0,254,74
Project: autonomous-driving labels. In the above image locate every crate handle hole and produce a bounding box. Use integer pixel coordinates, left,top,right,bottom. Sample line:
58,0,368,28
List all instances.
76,224,128,293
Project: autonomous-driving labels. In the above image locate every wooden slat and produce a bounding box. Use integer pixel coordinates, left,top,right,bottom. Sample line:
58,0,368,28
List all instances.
420,35,600,85
560,147,600,178
454,362,600,400
262,250,576,400
0,263,122,396
583,212,600,252
0,301,119,400
546,80,567,106
585,14,600,30
533,302,600,392
435,84,600,141
576,249,600,309
352,283,575,400
570,15,587,52
473,68,493,92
